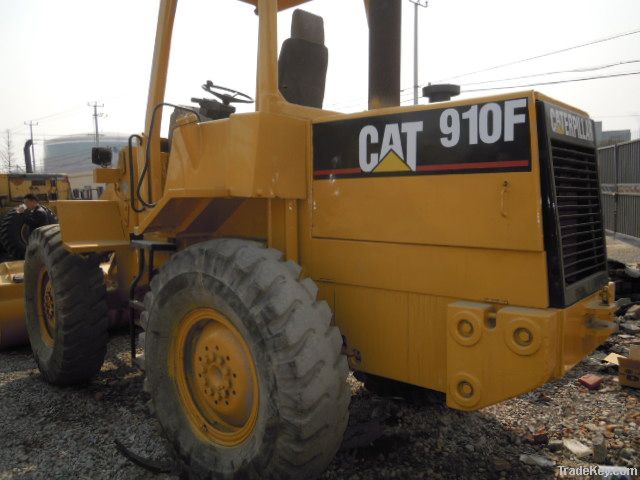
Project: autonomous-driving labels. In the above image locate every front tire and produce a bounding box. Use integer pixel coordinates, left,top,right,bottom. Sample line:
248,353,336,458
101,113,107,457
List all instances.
143,239,350,479
24,225,108,384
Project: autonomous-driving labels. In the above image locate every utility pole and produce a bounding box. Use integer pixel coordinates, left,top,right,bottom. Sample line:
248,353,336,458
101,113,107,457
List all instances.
409,0,428,105
88,101,104,146
24,120,38,168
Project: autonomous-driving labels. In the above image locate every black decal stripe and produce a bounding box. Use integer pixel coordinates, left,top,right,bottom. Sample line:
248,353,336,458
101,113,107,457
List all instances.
313,98,532,180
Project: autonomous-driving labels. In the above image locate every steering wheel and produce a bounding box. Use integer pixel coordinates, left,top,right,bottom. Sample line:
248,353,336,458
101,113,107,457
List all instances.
202,80,254,106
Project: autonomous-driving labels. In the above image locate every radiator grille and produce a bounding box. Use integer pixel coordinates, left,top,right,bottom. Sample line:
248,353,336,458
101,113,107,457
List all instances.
551,139,607,286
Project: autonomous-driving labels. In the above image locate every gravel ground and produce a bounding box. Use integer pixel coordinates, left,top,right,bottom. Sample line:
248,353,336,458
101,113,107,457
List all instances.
0,336,174,480
0,238,639,480
607,236,640,266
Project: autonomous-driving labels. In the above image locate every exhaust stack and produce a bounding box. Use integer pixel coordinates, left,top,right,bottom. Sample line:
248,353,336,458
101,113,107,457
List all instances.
366,0,401,110
23,139,33,173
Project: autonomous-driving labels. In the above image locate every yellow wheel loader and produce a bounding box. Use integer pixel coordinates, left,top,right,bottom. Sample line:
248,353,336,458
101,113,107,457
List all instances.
8,0,618,478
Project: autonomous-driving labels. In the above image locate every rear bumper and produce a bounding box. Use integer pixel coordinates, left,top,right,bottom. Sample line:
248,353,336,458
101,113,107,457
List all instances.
446,284,617,410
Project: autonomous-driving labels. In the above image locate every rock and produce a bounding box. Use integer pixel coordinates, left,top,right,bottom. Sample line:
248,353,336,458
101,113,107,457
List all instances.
532,429,548,445
592,434,607,463
465,444,475,453
621,447,635,459
578,374,603,390
548,439,563,451
340,418,386,451
563,438,592,459
439,415,451,426
624,304,640,319
609,439,625,449
493,458,511,471
536,392,552,403
519,454,555,468
620,322,640,334
584,423,602,433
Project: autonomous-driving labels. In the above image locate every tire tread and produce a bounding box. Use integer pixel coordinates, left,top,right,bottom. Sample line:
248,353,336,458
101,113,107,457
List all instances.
144,239,349,479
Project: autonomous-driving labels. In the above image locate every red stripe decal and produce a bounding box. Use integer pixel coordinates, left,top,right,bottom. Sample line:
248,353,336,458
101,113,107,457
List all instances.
416,159,529,172
314,160,529,177
313,167,363,176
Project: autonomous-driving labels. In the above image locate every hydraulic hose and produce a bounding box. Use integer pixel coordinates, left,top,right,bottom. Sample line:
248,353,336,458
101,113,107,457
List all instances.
127,134,145,213
136,103,201,209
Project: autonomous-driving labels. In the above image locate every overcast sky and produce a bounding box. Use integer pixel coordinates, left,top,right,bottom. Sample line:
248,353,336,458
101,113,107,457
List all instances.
1,0,639,162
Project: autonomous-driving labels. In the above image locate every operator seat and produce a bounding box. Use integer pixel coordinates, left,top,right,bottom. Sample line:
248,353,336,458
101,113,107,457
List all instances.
278,9,328,108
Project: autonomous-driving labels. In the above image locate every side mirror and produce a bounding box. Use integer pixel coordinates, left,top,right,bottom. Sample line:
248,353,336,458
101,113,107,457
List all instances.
92,147,112,167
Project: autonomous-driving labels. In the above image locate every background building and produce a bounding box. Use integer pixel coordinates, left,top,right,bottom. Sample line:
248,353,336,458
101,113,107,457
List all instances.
596,121,631,147
43,133,128,198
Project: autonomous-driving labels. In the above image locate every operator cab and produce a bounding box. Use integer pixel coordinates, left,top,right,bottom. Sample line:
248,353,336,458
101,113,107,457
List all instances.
183,8,327,126
169,8,327,147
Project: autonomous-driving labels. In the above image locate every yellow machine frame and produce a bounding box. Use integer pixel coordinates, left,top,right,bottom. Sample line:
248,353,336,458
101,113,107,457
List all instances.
52,0,616,411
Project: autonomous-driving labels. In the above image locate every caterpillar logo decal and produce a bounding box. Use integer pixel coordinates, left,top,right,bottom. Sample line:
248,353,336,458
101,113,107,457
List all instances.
359,122,422,173
542,102,595,148
313,98,532,179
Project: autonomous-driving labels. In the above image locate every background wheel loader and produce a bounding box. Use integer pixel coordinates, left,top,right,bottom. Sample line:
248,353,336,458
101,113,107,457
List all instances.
6,0,618,478
0,172,70,260
0,141,72,349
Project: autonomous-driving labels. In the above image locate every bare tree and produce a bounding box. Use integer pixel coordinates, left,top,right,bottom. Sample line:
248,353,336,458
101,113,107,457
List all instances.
0,129,16,173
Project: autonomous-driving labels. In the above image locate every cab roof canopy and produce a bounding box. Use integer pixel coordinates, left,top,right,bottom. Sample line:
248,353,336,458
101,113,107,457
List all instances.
239,0,311,11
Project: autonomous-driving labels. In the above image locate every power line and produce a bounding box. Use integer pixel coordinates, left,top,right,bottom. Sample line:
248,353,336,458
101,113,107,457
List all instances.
37,133,95,138
33,105,85,122
7,123,25,133
398,70,640,103
460,59,640,87
6,105,86,134
434,27,640,83
593,113,640,118
461,70,640,93
338,56,640,109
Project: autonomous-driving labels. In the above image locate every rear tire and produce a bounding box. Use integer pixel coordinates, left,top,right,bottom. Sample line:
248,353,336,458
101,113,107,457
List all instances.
24,224,108,385
143,239,350,479
0,206,57,259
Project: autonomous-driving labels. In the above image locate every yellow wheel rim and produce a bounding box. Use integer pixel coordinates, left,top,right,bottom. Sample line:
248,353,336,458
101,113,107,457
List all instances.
36,268,56,347
171,308,259,446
